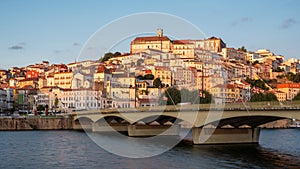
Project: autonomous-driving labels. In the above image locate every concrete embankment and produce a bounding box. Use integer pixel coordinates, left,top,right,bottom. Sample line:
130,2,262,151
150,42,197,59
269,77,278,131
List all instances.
259,119,292,128
0,116,73,130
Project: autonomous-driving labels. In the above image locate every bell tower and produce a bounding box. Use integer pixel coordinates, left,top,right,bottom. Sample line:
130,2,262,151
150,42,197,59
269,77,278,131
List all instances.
157,28,163,37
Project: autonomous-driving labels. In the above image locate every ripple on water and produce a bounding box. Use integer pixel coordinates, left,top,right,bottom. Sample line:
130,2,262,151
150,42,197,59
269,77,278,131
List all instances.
0,129,299,169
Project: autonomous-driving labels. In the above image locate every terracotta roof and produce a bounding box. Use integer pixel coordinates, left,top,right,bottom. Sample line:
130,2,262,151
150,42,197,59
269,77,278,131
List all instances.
18,78,38,82
155,66,170,71
41,86,54,89
212,84,236,89
277,83,300,88
20,85,35,90
172,40,194,44
96,65,111,73
132,36,170,43
145,69,152,74
0,83,9,88
208,36,220,40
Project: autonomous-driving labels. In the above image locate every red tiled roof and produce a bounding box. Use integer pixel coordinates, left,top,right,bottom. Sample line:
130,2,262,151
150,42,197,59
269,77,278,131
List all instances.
145,69,152,74
172,40,194,44
212,84,236,89
0,83,9,88
20,85,35,90
277,83,300,88
132,36,170,43
155,66,170,71
18,78,38,82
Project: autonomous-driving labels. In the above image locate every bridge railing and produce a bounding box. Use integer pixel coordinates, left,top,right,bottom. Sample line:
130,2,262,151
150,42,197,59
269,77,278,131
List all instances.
73,100,300,115
223,100,300,110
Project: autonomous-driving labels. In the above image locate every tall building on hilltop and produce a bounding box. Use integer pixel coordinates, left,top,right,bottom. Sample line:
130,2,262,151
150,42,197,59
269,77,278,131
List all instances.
130,29,226,58
130,29,172,53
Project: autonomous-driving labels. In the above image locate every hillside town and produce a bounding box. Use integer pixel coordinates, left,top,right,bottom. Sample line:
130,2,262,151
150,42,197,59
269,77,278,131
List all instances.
1,29,300,115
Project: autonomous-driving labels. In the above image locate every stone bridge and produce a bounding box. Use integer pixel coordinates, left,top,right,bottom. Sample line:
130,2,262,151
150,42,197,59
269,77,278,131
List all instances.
72,104,300,144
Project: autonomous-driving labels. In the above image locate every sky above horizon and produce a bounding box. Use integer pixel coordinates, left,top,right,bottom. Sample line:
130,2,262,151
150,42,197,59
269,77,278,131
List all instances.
0,0,299,69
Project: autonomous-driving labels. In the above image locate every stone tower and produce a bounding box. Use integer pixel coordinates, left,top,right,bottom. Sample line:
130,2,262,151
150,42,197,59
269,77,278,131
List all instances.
157,28,163,37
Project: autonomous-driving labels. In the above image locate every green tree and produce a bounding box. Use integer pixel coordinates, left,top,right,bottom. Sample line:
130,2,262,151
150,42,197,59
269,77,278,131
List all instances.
199,90,213,104
286,72,295,81
252,60,259,66
274,67,284,72
180,88,191,103
99,52,121,63
100,52,114,63
153,78,162,88
245,78,269,91
238,46,247,52
136,75,144,80
113,52,121,56
250,92,278,102
164,87,181,105
144,74,154,80
294,73,300,83
264,93,278,101
54,97,59,108
37,105,45,111
178,88,212,104
276,74,284,79
292,92,300,100
137,59,144,67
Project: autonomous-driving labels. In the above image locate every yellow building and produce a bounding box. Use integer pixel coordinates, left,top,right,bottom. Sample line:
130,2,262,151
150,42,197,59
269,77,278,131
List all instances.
271,90,287,102
195,36,226,52
172,40,195,59
53,71,73,89
210,83,250,103
18,78,38,88
130,29,172,53
130,29,226,58
153,66,173,86
277,83,300,101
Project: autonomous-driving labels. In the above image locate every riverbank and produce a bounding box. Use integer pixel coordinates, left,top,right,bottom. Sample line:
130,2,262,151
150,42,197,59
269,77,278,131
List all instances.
0,116,73,130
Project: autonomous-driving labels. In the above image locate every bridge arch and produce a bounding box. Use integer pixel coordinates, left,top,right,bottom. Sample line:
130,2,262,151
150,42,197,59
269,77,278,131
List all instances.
95,115,130,125
203,115,289,128
133,115,186,125
74,117,93,124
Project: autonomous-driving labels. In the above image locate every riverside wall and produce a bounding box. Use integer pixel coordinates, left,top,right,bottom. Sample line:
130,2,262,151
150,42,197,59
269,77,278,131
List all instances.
259,119,292,129
0,117,73,130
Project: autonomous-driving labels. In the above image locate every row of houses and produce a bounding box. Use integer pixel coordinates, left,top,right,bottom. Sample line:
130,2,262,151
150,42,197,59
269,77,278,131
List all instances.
0,29,300,113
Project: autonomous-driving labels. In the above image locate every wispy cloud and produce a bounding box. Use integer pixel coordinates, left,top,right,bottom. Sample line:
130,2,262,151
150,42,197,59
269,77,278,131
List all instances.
54,50,61,54
280,18,297,29
8,45,24,50
231,17,253,27
73,42,80,46
18,42,26,46
8,42,26,50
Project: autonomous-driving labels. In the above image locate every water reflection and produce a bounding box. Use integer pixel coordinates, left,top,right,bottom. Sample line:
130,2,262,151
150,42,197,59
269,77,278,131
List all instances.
0,129,299,169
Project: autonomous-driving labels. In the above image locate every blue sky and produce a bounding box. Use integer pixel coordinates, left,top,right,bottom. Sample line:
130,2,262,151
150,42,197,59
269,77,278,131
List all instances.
0,0,299,69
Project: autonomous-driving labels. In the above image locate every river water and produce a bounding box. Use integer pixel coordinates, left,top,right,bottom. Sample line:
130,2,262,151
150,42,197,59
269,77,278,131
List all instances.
0,129,299,169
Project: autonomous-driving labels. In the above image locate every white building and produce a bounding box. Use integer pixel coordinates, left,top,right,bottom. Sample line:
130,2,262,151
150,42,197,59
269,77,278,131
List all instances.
48,87,102,112
0,88,7,112
6,88,14,110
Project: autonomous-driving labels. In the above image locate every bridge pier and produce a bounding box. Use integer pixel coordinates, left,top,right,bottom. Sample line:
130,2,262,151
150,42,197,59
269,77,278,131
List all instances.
73,122,93,131
192,127,260,144
128,124,180,137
